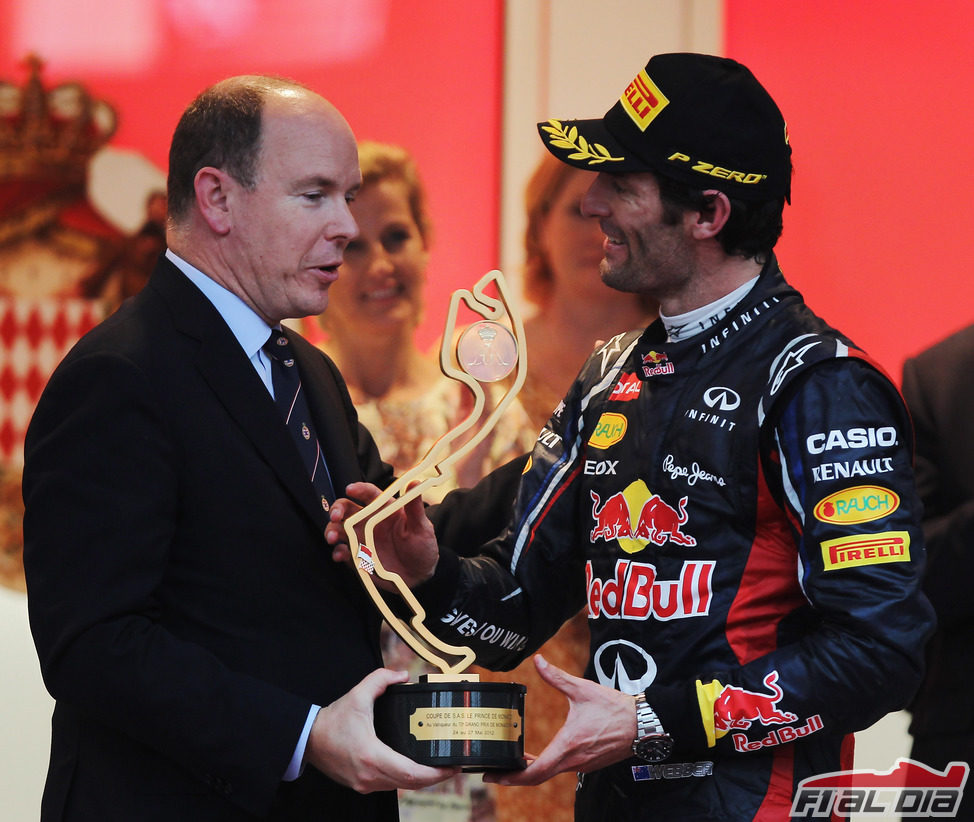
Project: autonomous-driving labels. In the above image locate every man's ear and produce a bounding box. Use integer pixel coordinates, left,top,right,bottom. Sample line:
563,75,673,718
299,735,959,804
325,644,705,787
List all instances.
194,167,233,235
689,190,731,240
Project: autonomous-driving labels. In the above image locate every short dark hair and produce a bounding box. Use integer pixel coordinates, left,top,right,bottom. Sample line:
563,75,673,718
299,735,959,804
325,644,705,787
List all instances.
166,76,304,221
654,171,789,262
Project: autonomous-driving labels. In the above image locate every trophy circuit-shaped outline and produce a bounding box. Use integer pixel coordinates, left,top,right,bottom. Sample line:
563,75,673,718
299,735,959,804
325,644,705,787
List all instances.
343,269,527,676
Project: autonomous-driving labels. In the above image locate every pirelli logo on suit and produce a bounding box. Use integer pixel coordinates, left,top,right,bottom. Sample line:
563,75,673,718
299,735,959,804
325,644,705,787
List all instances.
820,531,911,571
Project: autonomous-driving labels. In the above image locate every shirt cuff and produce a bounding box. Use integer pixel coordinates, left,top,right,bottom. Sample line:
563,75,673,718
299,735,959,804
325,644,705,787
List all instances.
283,705,320,782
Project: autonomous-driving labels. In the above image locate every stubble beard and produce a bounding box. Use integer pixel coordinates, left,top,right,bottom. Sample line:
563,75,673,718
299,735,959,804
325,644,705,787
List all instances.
599,255,644,295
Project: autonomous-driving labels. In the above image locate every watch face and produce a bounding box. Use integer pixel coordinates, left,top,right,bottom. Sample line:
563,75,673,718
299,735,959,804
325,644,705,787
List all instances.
633,734,674,763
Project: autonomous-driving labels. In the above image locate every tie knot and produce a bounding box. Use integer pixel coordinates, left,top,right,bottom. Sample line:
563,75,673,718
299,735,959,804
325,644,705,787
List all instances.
264,329,295,366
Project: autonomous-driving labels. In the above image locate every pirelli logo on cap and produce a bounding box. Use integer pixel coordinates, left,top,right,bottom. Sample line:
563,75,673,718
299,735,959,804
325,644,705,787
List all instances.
621,69,669,131
821,531,911,571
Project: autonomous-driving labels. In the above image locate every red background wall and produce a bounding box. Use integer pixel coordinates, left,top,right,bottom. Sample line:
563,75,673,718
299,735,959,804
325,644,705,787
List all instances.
0,0,503,348
725,0,974,378
5,1,972,377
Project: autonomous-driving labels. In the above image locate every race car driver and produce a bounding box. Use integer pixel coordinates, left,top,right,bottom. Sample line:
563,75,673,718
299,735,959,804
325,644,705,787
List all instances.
327,52,935,821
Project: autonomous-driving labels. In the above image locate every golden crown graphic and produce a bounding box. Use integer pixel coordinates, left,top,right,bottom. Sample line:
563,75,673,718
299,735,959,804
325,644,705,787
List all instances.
0,55,117,183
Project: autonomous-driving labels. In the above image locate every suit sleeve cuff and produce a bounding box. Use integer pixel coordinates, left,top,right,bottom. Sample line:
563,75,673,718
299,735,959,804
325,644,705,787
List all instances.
283,705,320,782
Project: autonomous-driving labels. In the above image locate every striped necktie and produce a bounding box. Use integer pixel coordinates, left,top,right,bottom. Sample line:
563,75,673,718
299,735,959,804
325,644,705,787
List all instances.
263,329,336,511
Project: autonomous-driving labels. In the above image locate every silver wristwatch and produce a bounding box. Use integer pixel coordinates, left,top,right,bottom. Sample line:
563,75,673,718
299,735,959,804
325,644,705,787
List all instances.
632,692,674,763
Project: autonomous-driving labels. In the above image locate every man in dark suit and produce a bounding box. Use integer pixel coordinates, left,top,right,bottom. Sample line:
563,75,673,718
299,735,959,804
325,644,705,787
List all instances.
22,75,456,820
902,324,974,819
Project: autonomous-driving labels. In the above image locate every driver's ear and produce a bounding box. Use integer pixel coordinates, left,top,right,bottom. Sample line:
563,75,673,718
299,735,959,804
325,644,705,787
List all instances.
688,189,731,240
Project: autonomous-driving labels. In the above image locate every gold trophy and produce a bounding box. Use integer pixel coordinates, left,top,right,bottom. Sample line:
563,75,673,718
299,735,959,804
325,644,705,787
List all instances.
346,270,527,770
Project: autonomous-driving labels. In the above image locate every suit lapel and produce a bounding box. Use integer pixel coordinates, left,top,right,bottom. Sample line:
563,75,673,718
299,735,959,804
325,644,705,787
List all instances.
151,259,330,530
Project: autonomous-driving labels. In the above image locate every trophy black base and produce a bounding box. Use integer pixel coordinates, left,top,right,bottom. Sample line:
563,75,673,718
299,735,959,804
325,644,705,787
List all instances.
375,677,526,771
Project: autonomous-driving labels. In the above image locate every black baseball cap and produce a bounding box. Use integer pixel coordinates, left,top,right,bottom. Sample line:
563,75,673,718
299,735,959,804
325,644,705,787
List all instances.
538,53,792,202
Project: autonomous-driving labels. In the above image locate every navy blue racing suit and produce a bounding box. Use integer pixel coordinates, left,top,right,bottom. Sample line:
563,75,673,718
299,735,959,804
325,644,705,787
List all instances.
423,257,935,821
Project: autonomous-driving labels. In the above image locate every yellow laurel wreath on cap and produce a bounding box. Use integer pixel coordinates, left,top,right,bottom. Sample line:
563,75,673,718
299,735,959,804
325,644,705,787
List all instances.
541,119,623,164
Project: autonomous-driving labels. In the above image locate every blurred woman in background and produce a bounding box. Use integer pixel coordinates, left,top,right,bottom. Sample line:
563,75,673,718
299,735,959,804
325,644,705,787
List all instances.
318,141,532,504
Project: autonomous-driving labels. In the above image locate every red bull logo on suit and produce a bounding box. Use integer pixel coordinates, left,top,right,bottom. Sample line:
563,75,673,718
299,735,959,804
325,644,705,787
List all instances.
590,480,696,553
710,671,797,732
696,670,824,750
586,558,714,621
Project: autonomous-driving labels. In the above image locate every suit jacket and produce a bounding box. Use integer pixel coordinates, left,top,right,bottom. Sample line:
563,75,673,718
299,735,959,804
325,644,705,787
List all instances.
23,257,399,820
902,323,974,737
